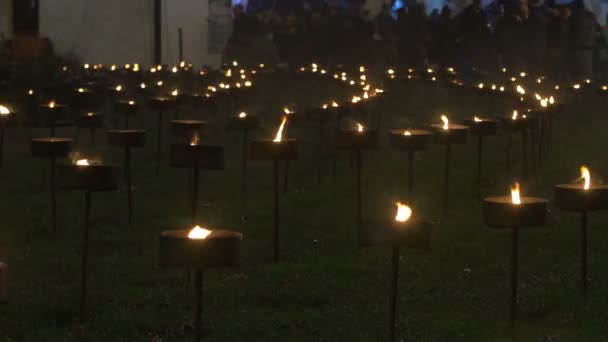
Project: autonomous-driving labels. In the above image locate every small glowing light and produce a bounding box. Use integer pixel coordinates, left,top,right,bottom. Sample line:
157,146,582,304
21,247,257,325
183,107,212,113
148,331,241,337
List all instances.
125,64,131,69
474,116,483,122
331,101,339,107
78,88,85,93
28,89,34,95
48,101,56,109
581,166,591,190
357,123,364,132
115,85,123,92
239,112,247,118
84,64,90,69
512,110,518,120
520,72,526,77
110,65,116,71
387,69,395,75
511,182,521,205
188,225,211,239
516,85,525,95
244,81,252,87
172,67,178,73
190,133,199,146
86,112,94,117
157,81,163,86
273,116,288,143
573,84,581,90
395,202,412,222
180,61,186,68
232,61,238,66
0,105,10,115
226,69,232,77
140,82,146,89
403,130,411,136
76,159,90,166
171,89,179,96
441,115,449,130
549,96,555,105
128,100,135,105
478,83,484,89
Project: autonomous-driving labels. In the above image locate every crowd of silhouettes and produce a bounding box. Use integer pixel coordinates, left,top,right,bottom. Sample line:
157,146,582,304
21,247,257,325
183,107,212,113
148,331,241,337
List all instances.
224,0,604,80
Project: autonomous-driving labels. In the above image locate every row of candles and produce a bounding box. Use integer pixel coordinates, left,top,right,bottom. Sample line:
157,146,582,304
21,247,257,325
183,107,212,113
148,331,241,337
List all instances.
0,61,596,342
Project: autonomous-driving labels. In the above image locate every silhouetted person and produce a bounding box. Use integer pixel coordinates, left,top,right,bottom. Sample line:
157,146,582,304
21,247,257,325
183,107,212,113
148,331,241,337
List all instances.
458,0,490,69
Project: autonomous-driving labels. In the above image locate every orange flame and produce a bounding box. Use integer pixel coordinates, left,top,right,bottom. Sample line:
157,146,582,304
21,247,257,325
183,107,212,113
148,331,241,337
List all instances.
0,105,10,115
512,110,518,120
188,225,211,239
395,202,412,222
403,130,412,136
357,123,364,132
273,116,288,143
474,116,483,122
580,166,591,190
49,101,56,109
511,182,521,205
190,134,199,146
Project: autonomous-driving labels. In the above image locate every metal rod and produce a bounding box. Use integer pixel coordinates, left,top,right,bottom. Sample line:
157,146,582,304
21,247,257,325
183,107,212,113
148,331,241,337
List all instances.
511,227,519,323
388,247,400,342
356,149,362,238
192,167,199,224
283,161,289,194
477,135,483,199
317,122,324,186
194,269,203,342
506,132,512,172
50,156,57,236
156,109,162,175
581,211,588,300
79,189,92,323
241,129,248,204
0,127,5,169
407,150,413,198
125,147,133,225
522,129,527,180
443,144,451,215
273,160,280,262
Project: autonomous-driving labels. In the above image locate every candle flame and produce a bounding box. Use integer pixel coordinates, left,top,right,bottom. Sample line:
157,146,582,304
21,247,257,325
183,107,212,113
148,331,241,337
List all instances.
283,107,293,115
540,98,548,107
115,85,123,92
511,182,521,205
188,225,211,239
580,166,591,190
403,130,412,136
239,112,247,118
512,110,518,120
441,115,449,130
478,83,484,89
273,116,287,143
128,100,135,105
76,159,90,166
549,96,554,105
516,85,525,95
535,94,542,101
357,123,364,132
172,89,178,96
190,133,199,146
0,105,10,115
49,101,56,108
331,101,339,107
78,88,85,93
140,82,146,89
28,89,34,95
474,116,482,122
395,202,412,222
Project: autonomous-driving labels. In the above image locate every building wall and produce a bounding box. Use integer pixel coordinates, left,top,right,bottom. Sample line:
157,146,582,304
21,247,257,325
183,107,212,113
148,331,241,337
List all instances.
38,0,225,66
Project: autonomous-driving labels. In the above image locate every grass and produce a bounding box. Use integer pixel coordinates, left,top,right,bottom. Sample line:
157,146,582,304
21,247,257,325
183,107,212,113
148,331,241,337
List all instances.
1,72,608,341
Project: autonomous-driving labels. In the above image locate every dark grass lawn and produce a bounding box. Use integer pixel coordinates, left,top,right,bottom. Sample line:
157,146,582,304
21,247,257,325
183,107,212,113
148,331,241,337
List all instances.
1,73,608,341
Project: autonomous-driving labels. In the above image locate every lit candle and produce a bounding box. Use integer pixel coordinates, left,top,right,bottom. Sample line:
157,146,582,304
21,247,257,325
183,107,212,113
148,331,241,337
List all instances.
188,225,211,239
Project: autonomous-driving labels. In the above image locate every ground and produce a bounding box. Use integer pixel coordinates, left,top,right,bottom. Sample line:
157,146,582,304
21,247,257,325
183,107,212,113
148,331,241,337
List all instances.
0,71,607,341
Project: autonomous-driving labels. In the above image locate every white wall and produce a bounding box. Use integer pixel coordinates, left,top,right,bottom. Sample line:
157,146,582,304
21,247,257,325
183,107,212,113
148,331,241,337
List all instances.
0,0,12,39
39,0,224,66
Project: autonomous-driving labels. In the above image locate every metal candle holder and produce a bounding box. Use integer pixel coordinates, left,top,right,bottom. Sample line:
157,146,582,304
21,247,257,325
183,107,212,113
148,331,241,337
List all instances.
250,139,298,262
307,106,337,185
149,96,176,175
114,99,139,129
555,183,608,299
169,144,224,223
483,195,547,322
31,137,73,236
335,129,378,244
227,114,261,203
388,129,432,196
360,217,432,341
107,130,146,225
430,123,468,214
58,161,119,322
463,118,499,197
500,116,529,179
171,120,207,144
76,112,104,146
37,103,70,137
0,110,16,168
159,229,242,342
